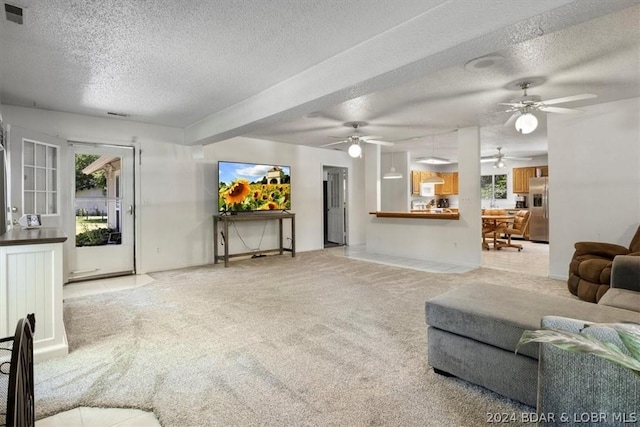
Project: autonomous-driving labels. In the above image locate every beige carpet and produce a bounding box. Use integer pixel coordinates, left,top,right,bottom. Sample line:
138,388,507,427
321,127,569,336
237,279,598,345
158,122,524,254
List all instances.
35,250,570,426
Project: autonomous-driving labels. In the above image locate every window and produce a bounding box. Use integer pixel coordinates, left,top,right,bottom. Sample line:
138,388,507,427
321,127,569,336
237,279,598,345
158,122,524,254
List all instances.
23,140,58,215
481,174,507,200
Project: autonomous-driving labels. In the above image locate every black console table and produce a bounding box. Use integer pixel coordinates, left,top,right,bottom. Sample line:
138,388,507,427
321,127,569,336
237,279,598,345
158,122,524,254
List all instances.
213,212,295,267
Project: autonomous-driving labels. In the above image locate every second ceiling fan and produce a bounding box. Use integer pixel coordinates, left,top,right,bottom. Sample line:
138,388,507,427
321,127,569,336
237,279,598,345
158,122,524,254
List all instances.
481,147,532,168
501,81,597,134
321,121,393,157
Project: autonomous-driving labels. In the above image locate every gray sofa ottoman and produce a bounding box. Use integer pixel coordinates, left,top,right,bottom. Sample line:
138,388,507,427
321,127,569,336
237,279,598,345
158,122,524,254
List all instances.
425,283,640,407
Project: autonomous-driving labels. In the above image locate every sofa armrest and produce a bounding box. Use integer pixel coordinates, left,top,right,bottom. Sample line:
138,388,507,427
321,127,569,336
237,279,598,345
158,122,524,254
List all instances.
573,242,630,259
598,288,640,312
611,254,640,292
537,316,640,420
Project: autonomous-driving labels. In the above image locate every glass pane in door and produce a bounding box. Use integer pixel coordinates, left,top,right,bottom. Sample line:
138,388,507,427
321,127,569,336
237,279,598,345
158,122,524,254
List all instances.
75,153,123,247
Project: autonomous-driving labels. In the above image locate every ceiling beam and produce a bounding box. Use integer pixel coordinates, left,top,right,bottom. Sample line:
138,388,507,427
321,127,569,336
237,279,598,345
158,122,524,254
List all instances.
184,0,634,146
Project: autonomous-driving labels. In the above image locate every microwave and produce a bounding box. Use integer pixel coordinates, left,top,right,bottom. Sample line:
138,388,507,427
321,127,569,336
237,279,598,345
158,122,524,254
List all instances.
420,182,435,197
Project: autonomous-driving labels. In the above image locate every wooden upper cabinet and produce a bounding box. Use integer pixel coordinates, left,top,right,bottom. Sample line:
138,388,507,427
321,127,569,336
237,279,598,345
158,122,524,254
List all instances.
512,166,548,193
435,172,454,195
452,172,459,195
410,170,459,195
411,170,421,195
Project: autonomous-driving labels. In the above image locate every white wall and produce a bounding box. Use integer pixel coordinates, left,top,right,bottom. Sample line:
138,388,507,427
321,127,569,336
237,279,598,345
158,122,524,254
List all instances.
380,151,410,211
548,97,640,279
203,136,366,252
1,106,369,273
0,106,207,273
365,127,482,267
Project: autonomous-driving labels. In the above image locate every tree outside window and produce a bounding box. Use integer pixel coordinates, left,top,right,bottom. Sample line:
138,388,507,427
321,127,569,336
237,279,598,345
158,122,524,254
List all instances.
481,174,507,200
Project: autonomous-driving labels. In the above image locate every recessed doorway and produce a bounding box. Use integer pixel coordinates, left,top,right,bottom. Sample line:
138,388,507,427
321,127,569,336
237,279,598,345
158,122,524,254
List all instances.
323,166,347,248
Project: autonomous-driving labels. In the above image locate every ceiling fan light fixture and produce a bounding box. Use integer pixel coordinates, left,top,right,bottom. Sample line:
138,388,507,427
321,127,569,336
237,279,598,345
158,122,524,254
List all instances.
515,113,538,134
416,156,451,165
493,159,506,169
348,143,362,158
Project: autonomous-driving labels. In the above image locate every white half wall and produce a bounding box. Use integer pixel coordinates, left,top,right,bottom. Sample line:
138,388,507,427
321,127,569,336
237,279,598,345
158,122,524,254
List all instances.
547,97,640,279
365,127,482,267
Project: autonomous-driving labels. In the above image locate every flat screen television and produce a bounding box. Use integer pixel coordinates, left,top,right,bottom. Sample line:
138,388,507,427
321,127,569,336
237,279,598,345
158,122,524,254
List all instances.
218,161,291,213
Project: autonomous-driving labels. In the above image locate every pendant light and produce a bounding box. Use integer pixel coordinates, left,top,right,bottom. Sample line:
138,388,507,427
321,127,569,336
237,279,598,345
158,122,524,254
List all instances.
383,150,402,179
422,135,445,184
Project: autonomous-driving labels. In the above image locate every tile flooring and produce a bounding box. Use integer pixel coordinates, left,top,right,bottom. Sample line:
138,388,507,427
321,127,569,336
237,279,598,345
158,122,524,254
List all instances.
327,239,550,277
481,239,550,277
326,244,475,273
63,274,156,299
36,407,160,427
41,242,548,425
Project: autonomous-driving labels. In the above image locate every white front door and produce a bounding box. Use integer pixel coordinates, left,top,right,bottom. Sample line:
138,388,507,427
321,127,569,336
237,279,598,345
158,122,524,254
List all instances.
7,125,69,231
326,168,346,245
69,144,135,281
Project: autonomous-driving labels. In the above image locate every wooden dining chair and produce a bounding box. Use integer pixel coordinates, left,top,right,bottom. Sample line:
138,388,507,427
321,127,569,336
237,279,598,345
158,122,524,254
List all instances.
497,210,531,251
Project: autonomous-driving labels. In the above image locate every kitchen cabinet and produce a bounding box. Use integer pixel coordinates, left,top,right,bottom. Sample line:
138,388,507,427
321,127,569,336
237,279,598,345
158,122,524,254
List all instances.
411,170,459,195
411,170,421,195
452,172,459,195
512,166,548,194
435,172,454,196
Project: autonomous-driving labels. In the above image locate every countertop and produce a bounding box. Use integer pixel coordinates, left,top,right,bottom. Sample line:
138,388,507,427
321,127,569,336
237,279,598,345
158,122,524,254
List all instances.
369,211,460,220
0,227,68,246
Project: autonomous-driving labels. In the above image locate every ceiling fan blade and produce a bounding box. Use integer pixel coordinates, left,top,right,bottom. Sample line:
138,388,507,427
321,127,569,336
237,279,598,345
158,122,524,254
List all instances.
503,156,533,161
321,140,348,147
480,157,498,163
541,93,597,105
539,106,583,114
498,102,525,107
503,112,519,127
364,139,394,146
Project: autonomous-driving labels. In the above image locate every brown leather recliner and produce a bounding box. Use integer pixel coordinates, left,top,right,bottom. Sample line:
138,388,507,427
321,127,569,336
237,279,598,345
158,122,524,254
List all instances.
568,225,640,303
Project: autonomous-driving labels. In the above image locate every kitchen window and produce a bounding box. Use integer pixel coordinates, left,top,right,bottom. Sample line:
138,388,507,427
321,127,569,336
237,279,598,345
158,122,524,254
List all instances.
481,174,507,200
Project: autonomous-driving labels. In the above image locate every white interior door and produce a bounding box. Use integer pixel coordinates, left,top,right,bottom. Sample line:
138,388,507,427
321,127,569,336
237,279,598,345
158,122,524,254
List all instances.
69,144,135,281
327,168,346,245
7,125,68,231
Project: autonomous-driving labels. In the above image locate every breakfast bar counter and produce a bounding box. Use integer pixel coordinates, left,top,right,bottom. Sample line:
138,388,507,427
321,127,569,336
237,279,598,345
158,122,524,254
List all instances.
369,211,460,220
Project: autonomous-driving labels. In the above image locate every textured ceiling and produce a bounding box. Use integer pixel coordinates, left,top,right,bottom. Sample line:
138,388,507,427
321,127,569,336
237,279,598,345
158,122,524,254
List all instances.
0,0,448,126
248,2,640,160
0,0,638,161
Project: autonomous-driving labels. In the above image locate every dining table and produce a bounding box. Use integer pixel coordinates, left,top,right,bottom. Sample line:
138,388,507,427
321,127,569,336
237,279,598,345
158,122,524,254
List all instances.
481,214,515,250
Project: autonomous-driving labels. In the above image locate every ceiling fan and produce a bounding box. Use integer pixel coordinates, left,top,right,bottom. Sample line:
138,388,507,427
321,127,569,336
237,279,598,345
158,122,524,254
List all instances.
321,121,393,157
481,147,532,168
500,81,597,134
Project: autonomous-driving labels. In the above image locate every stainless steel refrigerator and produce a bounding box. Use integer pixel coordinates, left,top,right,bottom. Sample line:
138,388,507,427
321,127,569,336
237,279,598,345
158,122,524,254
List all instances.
529,177,549,242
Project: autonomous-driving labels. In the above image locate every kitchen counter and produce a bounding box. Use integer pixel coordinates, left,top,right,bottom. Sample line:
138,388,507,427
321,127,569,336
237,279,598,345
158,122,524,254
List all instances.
369,211,460,220
0,227,68,246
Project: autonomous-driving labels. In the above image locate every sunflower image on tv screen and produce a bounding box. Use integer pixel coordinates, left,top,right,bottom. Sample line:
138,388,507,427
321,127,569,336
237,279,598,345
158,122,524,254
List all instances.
218,162,291,212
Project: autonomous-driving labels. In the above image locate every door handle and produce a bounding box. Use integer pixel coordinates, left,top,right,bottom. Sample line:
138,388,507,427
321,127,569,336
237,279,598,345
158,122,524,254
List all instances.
126,205,133,215
10,206,18,213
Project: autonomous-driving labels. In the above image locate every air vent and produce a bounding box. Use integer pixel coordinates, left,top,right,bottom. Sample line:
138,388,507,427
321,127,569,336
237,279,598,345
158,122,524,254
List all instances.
107,112,129,118
4,3,24,25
